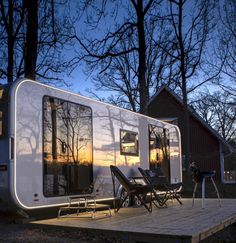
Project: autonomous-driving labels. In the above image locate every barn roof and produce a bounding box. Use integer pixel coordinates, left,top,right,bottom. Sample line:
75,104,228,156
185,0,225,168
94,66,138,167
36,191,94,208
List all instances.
149,85,234,153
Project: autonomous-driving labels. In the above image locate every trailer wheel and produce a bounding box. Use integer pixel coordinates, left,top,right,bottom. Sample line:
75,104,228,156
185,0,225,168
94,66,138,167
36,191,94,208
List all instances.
120,188,131,207
133,196,142,207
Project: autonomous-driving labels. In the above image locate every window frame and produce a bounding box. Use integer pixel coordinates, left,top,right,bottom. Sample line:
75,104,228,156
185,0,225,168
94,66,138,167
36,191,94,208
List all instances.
120,129,139,156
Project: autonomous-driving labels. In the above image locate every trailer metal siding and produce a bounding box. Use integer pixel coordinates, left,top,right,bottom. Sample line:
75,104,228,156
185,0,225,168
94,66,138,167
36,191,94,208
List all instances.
0,80,182,210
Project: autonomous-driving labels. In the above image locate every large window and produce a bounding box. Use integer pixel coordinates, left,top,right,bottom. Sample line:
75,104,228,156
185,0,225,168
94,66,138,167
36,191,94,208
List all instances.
43,96,93,197
120,129,139,156
149,124,170,181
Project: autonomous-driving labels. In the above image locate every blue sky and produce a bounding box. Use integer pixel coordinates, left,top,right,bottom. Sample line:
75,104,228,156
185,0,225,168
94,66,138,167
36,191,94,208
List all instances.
61,0,226,101
1,0,229,102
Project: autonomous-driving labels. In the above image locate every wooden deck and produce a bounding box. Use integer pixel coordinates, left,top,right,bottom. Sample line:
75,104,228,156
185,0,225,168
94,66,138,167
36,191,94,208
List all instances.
31,198,236,243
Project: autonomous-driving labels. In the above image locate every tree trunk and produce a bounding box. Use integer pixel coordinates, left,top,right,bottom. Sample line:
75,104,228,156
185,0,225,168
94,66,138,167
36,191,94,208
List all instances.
178,0,190,170
7,0,14,83
182,76,190,170
137,0,148,115
24,0,38,80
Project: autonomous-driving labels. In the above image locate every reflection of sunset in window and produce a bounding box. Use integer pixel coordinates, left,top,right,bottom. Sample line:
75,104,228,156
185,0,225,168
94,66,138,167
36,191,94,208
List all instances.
43,97,92,164
149,126,170,163
149,124,170,179
43,96,93,197
0,89,3,99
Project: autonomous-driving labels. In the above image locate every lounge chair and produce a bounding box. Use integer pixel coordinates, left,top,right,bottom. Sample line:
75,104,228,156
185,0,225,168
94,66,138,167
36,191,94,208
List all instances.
138,167,183,205
110,165,154,212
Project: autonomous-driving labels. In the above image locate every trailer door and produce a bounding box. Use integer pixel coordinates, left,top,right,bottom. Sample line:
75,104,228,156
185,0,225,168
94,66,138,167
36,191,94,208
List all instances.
149,124,170,182
67,102,93,194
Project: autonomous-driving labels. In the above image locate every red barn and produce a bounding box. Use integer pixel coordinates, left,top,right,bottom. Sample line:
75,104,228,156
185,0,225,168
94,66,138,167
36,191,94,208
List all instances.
148,86,233,182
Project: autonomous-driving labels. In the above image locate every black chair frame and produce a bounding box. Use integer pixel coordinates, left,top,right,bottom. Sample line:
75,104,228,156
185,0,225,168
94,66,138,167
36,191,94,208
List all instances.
138,167,183,206
110,165,154,213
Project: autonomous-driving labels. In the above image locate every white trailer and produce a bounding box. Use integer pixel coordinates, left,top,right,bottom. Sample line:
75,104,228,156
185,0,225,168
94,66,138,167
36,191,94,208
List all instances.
0,79,182,210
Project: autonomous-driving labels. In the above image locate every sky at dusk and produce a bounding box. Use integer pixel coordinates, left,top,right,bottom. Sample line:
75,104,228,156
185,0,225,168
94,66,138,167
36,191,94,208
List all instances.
0,0,229,101
60,0,225,101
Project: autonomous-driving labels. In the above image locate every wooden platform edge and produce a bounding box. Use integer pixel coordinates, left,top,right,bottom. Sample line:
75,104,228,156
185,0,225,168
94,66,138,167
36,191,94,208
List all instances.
28,222,193,243
192,213,236,243
29,212,236,243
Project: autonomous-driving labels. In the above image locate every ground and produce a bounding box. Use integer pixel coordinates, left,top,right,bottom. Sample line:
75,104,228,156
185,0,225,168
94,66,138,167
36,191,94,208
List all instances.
0,220,124,243
0,212,236,243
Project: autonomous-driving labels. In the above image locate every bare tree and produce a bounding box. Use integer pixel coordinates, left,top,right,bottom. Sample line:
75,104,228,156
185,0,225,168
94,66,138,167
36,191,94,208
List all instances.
190,92,216,127
0,0,74,85
73,0,165,115
90,16,180,112
192,91,236,142
0,0,26,83
34,0,75,85
216,0,236,94
159,0,217,168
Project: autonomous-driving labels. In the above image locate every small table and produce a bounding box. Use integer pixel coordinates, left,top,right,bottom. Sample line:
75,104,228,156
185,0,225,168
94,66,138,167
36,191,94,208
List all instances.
192,171,221,209
58,195,112,218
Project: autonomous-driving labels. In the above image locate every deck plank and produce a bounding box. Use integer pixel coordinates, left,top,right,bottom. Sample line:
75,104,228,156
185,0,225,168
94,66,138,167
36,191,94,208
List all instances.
31,199,236,242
